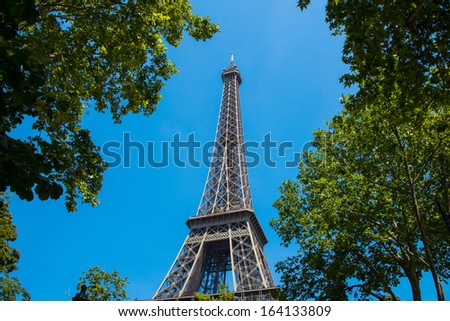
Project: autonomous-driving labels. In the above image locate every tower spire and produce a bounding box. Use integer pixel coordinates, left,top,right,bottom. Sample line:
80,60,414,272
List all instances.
230,52,235,66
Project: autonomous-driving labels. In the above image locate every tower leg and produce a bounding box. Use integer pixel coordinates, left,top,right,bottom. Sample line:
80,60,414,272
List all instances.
154,219,275,300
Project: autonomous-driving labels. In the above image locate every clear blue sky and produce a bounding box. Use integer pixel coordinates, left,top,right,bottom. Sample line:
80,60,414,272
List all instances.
8,0,449,300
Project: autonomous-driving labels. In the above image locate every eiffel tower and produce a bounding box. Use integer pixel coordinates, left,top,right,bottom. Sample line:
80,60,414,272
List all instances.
153,56,276,301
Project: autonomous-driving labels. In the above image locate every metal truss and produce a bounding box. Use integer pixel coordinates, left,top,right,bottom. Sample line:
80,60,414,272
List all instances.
153,218,275,300
196,63,253,216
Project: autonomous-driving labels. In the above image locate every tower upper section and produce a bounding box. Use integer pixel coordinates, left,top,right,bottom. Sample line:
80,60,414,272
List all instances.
222,64,242,84
196,60,253,216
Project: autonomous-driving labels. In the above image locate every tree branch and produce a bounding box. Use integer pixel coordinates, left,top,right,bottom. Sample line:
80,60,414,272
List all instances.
406,0,428,27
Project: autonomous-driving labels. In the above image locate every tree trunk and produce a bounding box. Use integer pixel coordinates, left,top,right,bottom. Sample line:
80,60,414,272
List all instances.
409,184,446,300
440,154,450,215
393,126,446,301
405,265,422,301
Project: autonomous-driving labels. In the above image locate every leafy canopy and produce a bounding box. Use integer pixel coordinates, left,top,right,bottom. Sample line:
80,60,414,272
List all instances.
1,0,219,211
76,266,128,301
0,193,30,300
271,0,449,300
194,282,234,301
297,0,449,119
0,275,30,301
272,99,449,300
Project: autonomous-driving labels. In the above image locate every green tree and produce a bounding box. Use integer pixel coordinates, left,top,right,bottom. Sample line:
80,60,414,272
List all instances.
1,0,219,211
76,266,128,301
0,193,30,300
272,0,450,301
193,291,210,301
0,194,19,274
194,282,234,301
272,99,449,300
0,276,30,301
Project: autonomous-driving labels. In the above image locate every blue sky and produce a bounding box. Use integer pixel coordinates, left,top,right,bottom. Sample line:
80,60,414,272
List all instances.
8,0,449,300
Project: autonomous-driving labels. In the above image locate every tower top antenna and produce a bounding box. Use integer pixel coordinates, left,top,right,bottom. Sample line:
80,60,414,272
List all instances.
230,52,235,66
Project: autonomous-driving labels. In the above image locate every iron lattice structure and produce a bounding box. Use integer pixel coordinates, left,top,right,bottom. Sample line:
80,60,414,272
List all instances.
153,60,276,301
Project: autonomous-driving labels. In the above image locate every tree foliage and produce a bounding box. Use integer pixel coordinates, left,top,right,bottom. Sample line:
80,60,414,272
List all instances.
77,266,128,301
0,275,30,301
271,1,449,300
0,193,30,300
194,282,234,301
1,0,219,211
297,0,449,120
272,100,449,300
0,194,19,274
